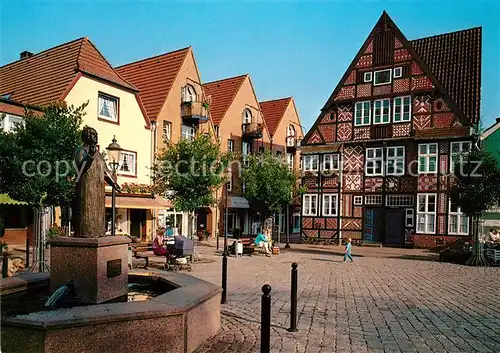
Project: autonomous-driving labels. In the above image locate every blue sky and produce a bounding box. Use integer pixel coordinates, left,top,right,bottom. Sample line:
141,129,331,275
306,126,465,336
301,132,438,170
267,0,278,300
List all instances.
2,1,499,130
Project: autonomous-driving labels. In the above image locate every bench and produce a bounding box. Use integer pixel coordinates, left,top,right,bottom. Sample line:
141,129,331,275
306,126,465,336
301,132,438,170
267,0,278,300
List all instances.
486,249,500,263
228,238,255,256
131,244,153,269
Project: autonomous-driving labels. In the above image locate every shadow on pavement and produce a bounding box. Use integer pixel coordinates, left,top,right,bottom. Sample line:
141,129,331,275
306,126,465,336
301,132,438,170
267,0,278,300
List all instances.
222,310,289,331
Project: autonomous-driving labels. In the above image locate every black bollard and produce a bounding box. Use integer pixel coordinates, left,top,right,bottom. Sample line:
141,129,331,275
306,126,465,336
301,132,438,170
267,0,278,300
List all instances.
2,252,8,278
260,284,271,353
221,253,228,304
288,263,298,332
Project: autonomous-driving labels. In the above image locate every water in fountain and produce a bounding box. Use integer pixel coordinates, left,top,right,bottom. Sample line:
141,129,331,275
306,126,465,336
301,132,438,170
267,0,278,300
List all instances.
44,280,75,308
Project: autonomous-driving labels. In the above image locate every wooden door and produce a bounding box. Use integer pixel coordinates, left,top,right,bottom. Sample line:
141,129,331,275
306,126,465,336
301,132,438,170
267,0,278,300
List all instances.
385,209,405,247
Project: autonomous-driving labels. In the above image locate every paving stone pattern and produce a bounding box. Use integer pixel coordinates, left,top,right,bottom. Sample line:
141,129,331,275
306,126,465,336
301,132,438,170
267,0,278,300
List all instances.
188,244,500,353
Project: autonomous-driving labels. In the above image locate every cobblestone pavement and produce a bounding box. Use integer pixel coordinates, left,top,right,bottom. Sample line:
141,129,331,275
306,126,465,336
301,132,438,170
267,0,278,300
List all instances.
185,243,500,353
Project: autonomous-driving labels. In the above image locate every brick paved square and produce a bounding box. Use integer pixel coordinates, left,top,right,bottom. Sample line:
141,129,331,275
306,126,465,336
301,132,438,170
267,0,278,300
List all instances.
173,243,500,353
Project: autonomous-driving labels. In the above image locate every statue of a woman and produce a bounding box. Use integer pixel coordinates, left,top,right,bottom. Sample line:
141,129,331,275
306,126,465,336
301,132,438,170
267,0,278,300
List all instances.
73,127,106,238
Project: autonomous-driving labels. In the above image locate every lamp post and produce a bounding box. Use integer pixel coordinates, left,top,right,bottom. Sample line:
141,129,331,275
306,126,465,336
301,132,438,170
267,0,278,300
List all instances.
221,168,230,304
106,136,122,237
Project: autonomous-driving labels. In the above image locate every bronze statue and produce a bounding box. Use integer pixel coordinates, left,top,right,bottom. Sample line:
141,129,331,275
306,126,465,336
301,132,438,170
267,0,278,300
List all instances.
73,127,117,238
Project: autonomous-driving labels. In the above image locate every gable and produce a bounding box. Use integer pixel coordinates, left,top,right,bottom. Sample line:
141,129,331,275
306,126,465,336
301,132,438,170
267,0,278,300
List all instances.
203,75,247,126
0,37,136,107
302,11,474,146
260,97,291,137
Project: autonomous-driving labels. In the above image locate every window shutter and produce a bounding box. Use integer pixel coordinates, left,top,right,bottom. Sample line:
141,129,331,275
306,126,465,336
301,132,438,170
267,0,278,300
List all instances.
357,70,366,83
402,64,410,78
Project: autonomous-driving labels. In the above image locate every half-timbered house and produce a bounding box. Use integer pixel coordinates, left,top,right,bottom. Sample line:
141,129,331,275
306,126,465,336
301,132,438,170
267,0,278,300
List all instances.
300,12,481,248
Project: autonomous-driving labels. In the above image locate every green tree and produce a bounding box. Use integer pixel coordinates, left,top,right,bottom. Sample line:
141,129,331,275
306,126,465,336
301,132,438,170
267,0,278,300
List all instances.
242,151,297,218
0,102,85,208
153,133,232,237
450,147,500,265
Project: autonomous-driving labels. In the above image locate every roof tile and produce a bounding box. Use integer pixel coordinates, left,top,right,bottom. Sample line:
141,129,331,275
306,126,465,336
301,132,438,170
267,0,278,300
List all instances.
0,37,136,106
115,47,190,121
410,27,482,124
203,75,248,125
259,97,292,136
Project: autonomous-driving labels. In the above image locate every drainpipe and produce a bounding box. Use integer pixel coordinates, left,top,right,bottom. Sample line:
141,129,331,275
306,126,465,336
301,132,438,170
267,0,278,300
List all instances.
151,121,157,240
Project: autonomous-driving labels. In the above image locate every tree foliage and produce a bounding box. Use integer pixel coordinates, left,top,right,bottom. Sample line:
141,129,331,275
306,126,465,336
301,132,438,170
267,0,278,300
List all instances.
242,151,297,216
0,102,85,207
450,147,500,218
153,133,232,212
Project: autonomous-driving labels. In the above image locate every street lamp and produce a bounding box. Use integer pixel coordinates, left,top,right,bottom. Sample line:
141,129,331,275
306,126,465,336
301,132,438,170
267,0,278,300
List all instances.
106,136,122,237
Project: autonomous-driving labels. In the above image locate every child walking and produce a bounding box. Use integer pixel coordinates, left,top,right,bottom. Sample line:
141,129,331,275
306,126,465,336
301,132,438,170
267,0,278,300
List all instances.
343,238,354,263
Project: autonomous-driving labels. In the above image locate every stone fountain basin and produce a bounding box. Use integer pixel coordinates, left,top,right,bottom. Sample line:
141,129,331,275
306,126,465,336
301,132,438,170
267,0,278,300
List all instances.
1,271,221,353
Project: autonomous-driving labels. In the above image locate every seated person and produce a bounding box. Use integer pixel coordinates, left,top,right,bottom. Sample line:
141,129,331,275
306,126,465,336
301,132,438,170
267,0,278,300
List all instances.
491,229,500,242
152,231,167,256
254,229,272,257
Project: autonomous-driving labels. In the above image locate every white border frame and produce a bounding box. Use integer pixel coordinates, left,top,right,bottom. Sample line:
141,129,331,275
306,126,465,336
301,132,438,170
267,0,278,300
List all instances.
373,98,391,125
373,68,392,86
322,194,338,217
302,194,318,216
354,100,371,126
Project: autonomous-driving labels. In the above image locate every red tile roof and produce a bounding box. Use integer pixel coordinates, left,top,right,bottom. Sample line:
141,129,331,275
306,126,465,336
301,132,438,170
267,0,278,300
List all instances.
203,75,248,125
0,37,136,106
259,97,292,136
115,47,190,121
411,27,482,124
0,98,42,116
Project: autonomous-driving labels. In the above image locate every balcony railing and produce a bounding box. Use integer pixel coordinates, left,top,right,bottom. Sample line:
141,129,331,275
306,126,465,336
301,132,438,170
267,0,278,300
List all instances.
242,122,263,140
181,101,209,124
286,136,297,151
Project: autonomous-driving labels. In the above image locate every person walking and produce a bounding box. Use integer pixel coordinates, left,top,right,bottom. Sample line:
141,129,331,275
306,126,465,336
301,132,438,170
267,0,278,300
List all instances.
343,238,354,263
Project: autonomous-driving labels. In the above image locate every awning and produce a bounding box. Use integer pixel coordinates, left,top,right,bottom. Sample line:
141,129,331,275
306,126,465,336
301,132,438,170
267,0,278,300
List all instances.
105,195,172,209
227,196,249,209
0,194,26,205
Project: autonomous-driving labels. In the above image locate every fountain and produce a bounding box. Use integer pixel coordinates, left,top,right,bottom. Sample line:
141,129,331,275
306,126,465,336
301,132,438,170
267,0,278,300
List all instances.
0,127,221,353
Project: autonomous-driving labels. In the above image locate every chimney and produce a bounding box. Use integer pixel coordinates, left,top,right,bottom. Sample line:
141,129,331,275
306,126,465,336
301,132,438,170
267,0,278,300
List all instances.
20,51,34,60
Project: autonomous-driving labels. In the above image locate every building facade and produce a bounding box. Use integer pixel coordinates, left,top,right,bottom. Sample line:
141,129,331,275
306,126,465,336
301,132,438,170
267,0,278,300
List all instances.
300,12,481,248
481,118,500,233
0,38,159,242
116,47,217,238
204,74,273,236
260,97,304,241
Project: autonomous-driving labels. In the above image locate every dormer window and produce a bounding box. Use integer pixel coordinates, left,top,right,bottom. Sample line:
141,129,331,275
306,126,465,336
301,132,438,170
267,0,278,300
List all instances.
373,69,392,86
182,84,197,102
364,72,373,82
243,109,252,124
393,67,402,78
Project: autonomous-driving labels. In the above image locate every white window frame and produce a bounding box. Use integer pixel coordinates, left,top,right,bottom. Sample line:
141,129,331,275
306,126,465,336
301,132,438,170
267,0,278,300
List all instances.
182,84,197,103
242,141,251,165
181,124,195,140
303,155,319,172
162,120,171,141
364,72,372,82
418,143,438,174
353,196,363,206
393,96,412,123
227,139,234,152
365,195,383,205
448,200,469,235
119,151,137,176
1,114,24,132
365,147,384,176
287,153,294,170
322,154,339,171
417,194,436,234
373,98,391,124
386,195,414,208
386,146,405,176
405,209,414,227
393,67,402,78
354,101,371,126
227,173,233,192
243,109,252,124
373,69,392,86
450,141,471,173
303,194,318,216
287,125,295,137
322,194,338,217
98,93,119,122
